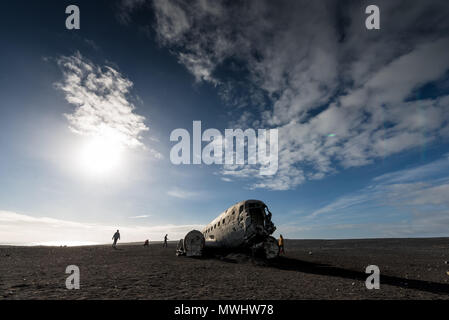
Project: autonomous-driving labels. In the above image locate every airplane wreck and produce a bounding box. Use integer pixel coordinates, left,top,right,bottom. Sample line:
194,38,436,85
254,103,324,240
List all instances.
177,200,278,259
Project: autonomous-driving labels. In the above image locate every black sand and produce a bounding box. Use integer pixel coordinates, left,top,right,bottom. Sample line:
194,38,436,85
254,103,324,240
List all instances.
1,238,449,299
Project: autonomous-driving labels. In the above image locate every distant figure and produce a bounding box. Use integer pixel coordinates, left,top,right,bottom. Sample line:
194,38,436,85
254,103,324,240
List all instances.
112,230,120,249
143,239,149,247
278,234,285,254
163,234,168,248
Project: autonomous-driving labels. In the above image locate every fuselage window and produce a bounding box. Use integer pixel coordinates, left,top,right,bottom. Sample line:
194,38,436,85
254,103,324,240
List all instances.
239,206,243,213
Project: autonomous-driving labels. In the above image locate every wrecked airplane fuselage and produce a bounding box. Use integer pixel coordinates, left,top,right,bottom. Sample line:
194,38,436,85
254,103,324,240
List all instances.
177,200,278,258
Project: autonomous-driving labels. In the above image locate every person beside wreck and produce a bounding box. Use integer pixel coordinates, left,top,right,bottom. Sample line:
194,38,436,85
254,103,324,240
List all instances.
112,230,120,249
278,234,285,254
163,234,168,248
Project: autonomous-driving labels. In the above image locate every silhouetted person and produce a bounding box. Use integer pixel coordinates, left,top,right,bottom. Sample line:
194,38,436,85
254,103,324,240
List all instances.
163,234,168,248
112,230,120,249
278,234,285,254
143,239,149,247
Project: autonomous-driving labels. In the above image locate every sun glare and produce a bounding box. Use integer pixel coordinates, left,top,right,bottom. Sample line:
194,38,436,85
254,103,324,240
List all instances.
78,136,123,176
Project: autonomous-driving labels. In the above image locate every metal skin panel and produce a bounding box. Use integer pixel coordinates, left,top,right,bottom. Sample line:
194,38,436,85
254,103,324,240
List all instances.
183,230,205,257
202,200,276,249
176,230,205,257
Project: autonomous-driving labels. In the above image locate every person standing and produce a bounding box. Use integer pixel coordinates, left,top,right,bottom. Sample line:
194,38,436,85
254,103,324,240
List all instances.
163,234,168,248
112,230,120,249
278,234,285,254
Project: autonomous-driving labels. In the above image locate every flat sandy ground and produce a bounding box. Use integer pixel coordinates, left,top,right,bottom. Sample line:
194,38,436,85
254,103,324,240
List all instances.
1,238,449,299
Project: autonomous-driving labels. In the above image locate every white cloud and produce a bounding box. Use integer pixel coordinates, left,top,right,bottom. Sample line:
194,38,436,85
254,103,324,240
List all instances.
148,0,449,190
341,38,449,107
0,210,203,245
311,155,449,217
296,156,449,237
56,52,149,149
374,153,449,184
152,0,191,43
129,215,152,219
386,182,449,207
167,187,201,199
310,193,374,218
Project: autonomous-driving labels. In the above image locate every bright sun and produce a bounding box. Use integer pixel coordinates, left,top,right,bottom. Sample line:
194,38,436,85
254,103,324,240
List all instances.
78,136,123,176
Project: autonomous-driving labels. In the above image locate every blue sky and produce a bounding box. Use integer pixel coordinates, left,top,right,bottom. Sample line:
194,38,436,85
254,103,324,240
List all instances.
1,0,449,245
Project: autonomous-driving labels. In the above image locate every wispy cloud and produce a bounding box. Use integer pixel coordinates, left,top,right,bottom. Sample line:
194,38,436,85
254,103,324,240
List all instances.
56,52,149,149
373,153,449,184
116,0,147,24
0,211,203,245
296,155,449,237
166,187,202,199
311,155,449,217
309,193,375,218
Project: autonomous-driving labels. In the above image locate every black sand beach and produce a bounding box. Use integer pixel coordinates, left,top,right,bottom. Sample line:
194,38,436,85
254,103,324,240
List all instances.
1,238,449,299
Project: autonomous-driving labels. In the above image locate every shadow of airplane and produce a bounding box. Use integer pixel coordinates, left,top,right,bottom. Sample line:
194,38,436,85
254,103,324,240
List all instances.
266,256,449,295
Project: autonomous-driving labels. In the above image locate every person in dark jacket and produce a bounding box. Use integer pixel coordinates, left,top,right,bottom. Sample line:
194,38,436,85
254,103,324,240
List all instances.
112,230,120,249
163,234,168,248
